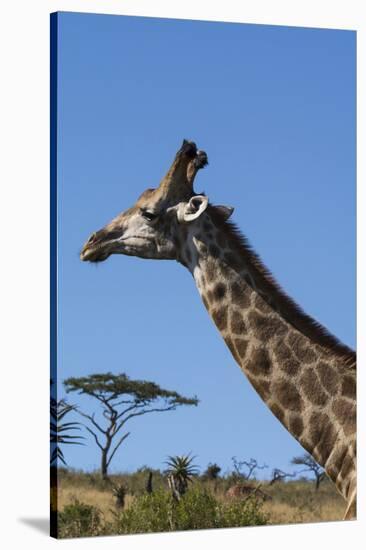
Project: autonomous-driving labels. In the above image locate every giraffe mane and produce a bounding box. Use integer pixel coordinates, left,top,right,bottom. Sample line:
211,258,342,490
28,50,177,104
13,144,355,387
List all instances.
209,205,356,369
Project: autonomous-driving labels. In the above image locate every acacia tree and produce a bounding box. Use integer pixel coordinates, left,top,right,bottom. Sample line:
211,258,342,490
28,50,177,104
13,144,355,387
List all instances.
269,468,296,485
64,373,199,479
231,456,268,481
291,453,326,490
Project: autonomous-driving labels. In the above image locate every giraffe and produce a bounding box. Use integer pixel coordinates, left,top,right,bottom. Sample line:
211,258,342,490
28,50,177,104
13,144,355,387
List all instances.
80,140,356,520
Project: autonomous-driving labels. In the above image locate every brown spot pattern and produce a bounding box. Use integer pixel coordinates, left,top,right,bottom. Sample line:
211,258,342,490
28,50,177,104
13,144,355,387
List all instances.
205,259,217,283
248,311,287,341
301,368,329,406
212,307,228,331
332,399,356,436
288,332,317,363
318,361,340,395
308,413,336,463
289,415,304,438
274,341,293,363
342,374,356,399
326,445,349,484
279,359,301,376
219,262,235,282
274,341,301,375
234,338,248,360
246,347,272,376
308,412,327,447
213,282,227,301
197,241,208,255
230,311,247,335
230,281,251,309
273,379,303,412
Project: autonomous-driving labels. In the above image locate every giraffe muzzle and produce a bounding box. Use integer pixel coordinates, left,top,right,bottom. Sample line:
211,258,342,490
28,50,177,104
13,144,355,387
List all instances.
80,228,121,262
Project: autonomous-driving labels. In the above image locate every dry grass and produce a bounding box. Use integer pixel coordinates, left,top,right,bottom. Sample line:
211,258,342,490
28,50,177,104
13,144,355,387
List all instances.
262,480,345,524
263,498,344,525
57,469,346,527
58,486,136,523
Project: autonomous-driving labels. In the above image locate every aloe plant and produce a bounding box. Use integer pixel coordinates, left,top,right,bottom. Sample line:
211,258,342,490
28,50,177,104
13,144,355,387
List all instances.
50,395,84,466
165,454,199,499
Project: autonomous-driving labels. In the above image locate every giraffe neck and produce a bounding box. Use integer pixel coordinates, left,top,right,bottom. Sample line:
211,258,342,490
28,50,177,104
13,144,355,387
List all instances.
178,217,356,503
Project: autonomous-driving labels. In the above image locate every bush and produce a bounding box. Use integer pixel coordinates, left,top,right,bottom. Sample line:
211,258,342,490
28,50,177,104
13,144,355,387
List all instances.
114,488,267,535
203,463,221,480
58,499,102,538
115,490,171,534
220,497,268,528
174,488,219,530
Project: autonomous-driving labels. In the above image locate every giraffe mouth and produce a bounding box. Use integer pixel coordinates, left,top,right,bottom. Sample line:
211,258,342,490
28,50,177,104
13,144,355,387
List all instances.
80,234,155,262
80,227,124,263
80,244,111,263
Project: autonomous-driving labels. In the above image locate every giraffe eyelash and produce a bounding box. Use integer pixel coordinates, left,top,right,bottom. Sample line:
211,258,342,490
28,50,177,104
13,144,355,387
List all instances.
140,209,158,222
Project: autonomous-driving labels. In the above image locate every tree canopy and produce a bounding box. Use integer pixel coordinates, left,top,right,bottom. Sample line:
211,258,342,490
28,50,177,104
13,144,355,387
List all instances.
64,372,199,478
291,453,326,490
64,372,198,406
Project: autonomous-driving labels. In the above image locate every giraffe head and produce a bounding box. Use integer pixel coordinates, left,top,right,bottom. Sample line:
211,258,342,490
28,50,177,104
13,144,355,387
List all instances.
80,140,233,265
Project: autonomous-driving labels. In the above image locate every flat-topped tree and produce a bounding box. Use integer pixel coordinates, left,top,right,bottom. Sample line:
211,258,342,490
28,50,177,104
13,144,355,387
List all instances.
80,140,356,519
291,453,326,490
64,372,198,478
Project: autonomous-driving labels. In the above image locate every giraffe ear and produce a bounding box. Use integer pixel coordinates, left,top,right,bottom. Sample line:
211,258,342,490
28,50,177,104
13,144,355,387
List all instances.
214,205,234,221
179,195,209,222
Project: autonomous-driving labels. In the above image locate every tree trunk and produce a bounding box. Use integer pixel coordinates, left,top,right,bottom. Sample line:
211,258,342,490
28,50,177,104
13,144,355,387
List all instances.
101,449,109,479
146,471,153,494
101,435,113,479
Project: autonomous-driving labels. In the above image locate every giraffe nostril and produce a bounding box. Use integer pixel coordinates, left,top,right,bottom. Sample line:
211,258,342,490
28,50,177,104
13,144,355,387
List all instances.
88,232,97,244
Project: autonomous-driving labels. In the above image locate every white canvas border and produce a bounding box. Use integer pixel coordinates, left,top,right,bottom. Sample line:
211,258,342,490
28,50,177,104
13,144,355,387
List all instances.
0,1,364,548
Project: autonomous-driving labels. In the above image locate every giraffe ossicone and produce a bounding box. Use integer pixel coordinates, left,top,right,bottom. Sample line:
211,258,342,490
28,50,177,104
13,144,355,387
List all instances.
80,140,356,520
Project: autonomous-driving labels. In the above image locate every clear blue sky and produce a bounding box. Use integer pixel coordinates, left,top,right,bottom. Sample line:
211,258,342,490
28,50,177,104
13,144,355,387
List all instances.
56,12,355,478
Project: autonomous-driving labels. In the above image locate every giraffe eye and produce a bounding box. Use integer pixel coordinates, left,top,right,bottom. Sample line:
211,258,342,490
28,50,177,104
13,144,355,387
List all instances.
141,209,158,222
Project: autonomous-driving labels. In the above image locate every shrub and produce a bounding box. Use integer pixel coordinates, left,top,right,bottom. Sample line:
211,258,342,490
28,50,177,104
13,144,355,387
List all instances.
220,496,268,527
58,499,102,538
202,463,221,480
115,491,172,534
172,487,219,530
114,488,267,535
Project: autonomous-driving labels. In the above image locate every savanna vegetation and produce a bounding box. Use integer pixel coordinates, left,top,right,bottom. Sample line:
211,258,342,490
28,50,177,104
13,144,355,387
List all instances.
55,461,345,538
51,373,346,538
